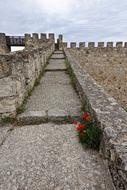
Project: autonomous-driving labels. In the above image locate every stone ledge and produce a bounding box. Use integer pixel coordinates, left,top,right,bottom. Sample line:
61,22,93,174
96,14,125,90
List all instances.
64,49,127,190
17,111,48,125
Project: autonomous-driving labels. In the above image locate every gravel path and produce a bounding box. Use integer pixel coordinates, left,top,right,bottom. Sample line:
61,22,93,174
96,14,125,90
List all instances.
0,123,115,190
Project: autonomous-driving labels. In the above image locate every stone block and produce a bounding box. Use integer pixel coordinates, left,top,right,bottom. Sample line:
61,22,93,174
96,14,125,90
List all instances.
63,42,68,48
79,42,85,48
40,33,47,40
17,111,47,125
0,96,16,114
25,33,31,39
107,42,113,47
98,42,104,47
124,42,127,47
0,33,10,53
32,33,39,39
59,34,63,42
88,42,95,48
49,33,55,40
70,42,76,48
116,42,123,48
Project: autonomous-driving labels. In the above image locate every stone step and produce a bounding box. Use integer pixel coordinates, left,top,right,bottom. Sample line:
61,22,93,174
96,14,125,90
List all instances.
17,109,80,125
50,54,65,59
54,50,63,54
45,63,67,71
49,59,65,64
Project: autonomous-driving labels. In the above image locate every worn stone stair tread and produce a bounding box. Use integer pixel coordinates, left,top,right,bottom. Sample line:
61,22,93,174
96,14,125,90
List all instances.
45,63,67,71
17,109,81,125
54,51,63,54
40,71,70,85
49,59,65,64
17,111,47,125
50,54,65,59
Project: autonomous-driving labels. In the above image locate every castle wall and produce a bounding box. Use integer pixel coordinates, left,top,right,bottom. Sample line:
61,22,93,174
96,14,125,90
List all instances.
64,48,127,190
0,40,55,116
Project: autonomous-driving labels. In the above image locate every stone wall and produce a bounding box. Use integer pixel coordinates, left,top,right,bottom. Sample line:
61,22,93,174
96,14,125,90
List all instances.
0,40,55,117
68,47,127,110
64,49,127,190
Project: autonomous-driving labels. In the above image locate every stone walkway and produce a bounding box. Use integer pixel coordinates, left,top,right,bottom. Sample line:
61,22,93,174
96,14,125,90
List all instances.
18,51,81,125
0,51,115,190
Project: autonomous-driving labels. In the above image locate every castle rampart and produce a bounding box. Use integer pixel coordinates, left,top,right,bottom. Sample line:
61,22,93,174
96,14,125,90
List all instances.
0,34,55,116
64,48,127,190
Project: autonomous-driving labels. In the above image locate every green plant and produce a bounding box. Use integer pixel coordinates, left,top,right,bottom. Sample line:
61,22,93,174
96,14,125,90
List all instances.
73,112,102,149
0,116,16,124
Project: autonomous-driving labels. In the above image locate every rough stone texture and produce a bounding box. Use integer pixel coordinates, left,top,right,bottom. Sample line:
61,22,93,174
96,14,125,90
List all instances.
54,50,63,54
0,33,10,53
65,49,127,190
0,126,12,145
49,59,65,64
0,123,115,190
51,54,65,59
45,62,67,71
69,48,127,110
17,111,47,125
0,40,55,116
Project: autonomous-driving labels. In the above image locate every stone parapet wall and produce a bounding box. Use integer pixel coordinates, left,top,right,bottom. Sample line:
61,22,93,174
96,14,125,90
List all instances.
64,49,127,190
68,48,127,109
68,41,126,48
0,41,55,117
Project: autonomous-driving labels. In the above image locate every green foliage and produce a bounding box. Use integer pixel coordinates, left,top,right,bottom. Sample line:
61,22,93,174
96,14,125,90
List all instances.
74,113,102,150
1,116,16,124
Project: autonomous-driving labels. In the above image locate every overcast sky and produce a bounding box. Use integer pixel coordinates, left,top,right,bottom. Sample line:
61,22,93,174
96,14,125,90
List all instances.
0,0,127,43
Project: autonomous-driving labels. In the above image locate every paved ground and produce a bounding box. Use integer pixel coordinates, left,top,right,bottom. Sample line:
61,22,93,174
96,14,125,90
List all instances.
0,51,115,190
0,123,115,190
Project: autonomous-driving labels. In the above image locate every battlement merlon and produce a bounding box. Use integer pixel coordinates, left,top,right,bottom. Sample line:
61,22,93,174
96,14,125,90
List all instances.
49,33,55,41
0,33,10,53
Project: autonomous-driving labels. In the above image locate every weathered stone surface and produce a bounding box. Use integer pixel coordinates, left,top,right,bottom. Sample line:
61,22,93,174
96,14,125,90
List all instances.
0,41,55,116
54,51,63,54
0,96,16,114
64,49,127,190
0,126,12,145
0,77,21,98
45,63,66,71
0,33,10,53
49,59,65,64
24,71,81,117
0,123,115,190
50,54,65,59
17,111,47,125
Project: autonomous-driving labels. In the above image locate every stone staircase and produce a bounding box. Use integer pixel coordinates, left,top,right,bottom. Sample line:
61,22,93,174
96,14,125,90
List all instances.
17,51,82,125
0,51,115,190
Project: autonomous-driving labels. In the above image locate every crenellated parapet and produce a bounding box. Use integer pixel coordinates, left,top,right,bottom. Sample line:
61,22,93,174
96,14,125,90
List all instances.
69,41,127,49
0,33,56,53
0,39,55,116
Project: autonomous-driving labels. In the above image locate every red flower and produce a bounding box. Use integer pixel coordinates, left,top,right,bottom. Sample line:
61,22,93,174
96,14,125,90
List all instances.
82,113,92,121
73,120,78,125
80,131,87,137
76,124,86,131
